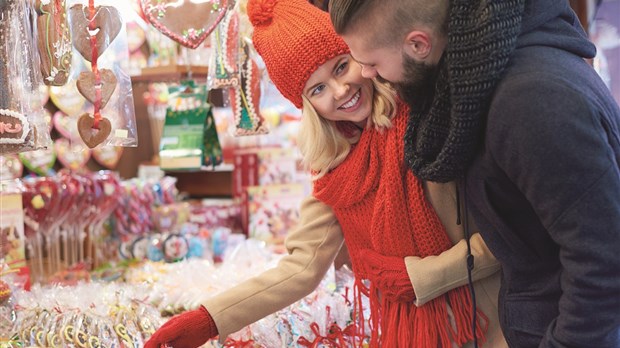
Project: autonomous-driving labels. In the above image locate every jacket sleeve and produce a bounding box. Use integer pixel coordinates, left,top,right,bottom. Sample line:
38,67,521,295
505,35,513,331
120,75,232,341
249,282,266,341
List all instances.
489,77,620,347
201,195,344,339
406,181,500,306
405,233,500,306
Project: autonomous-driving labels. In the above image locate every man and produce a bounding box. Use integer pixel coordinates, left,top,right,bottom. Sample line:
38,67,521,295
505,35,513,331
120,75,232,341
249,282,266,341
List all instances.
330,0,620,347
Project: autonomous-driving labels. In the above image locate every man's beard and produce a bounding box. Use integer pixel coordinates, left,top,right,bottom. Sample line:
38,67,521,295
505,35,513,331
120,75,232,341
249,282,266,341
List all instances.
392,53,439,112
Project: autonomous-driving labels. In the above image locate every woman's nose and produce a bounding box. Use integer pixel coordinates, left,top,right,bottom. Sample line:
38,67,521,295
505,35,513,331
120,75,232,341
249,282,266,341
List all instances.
333,82,349,100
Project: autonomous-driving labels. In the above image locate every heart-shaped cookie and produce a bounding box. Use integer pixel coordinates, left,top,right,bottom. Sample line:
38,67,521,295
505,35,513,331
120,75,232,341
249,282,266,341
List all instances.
53,110,78,139
0,154,24,180
55,137,92,171
69,4,122,62
92,145,123,169
76,69,118,109
77,113,112,148
36,0,72,86
50,82,87,116
141,0,228,49
19,147,57,176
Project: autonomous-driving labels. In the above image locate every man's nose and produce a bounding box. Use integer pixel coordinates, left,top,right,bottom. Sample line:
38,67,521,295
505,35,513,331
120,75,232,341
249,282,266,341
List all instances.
360,65,377,79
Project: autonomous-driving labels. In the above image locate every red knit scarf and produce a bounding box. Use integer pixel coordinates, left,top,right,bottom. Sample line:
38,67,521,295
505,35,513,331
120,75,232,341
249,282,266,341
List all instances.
314,102,487,347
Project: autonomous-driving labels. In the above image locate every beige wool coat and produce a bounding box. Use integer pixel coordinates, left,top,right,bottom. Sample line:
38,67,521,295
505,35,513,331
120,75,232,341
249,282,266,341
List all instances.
203,181,507,347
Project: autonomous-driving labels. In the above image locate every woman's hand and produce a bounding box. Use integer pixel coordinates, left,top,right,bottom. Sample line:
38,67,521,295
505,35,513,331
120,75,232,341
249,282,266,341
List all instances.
144,305,218,348
361,249,416,302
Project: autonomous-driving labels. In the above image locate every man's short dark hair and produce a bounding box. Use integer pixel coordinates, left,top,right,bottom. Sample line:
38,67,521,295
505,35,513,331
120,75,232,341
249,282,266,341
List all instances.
329,0,449,48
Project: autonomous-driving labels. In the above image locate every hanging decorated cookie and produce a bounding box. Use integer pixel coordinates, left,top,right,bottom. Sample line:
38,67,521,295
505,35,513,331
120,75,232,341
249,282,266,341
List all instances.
0,109,32,148
52,110,78,140
49,81,86,116
68,4,122,62
76,68,117,109
0,0,52,155
54,137,91,171
141,0,229,49
70,1,120,148
77,113,112,149
92,145,123,169
0,154,24,180
210,9,239,89
36,0,72,86
231,44,268,136
19,147,56,176
203,107,223,167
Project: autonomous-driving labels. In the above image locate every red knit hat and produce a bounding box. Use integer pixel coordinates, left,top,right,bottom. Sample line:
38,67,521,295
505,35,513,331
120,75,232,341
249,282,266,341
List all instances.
248,0,350,108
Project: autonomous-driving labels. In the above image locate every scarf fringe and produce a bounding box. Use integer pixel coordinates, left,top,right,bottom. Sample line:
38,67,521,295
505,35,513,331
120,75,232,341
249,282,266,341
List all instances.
357,279,488,347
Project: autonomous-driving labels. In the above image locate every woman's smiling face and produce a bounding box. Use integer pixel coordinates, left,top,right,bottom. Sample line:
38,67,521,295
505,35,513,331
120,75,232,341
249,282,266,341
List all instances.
303,54,375,127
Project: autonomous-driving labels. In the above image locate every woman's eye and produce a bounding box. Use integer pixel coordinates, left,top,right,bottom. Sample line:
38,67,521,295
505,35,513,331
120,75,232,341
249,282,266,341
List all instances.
336,61,348,74
312,84,325,96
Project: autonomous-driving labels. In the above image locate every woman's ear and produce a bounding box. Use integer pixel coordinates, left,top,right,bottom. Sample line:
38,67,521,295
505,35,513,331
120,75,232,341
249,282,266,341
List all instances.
403,30,432,60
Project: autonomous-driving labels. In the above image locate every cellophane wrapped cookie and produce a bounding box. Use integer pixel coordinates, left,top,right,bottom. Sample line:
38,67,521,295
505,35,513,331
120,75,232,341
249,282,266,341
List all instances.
0,0,53,155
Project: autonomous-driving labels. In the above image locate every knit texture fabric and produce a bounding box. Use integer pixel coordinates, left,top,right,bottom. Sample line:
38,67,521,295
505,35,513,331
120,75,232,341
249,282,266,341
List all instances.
144,306,218,348
314,101,488,347
247,0,349,108
404,0,526,182
361,248,416,302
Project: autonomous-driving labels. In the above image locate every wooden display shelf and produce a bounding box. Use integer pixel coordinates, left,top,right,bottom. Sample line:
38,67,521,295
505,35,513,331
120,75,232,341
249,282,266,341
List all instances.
165,164,234,198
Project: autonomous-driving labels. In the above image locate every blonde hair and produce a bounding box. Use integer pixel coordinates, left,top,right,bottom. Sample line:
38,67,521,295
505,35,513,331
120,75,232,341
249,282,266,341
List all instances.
297,79,397,179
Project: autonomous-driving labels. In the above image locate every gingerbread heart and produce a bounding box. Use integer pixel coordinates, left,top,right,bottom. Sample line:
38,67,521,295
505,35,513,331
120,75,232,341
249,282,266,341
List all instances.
55,137,91,170
53,110,78,139
77,113,111,148
92,145,123,169
50,82,86,116
19,147,56,176
36,0,72,86
76,69,117,109
0,154,24,180
142,0,228,49
69,4,122,62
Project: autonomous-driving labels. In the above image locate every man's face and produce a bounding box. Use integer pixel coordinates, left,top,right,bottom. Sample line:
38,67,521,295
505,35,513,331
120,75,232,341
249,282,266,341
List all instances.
341,32,406,83
342,31,440,108
393,53,440,109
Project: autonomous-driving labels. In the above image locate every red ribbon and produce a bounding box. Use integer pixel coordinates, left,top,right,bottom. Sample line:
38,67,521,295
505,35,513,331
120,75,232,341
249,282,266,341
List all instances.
297,322,362,348
88,0,101,129
223,338,256,348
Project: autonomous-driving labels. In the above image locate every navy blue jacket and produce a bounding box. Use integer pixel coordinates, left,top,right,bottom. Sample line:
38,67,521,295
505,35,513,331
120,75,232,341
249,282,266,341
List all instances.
466,0,620,347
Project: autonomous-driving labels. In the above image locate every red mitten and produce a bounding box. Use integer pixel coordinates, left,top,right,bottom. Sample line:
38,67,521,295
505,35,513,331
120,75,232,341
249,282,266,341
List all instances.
144,306,218,348
361,249,416,302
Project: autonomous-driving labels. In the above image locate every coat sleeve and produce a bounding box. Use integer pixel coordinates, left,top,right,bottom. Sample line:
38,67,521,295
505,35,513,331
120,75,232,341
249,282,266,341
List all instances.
405,181,500,306
405,233,500,306
202,195,344,339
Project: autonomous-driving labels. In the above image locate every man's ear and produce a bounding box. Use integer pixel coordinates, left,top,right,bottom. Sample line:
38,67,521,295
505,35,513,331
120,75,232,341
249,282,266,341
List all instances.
403,30,432,60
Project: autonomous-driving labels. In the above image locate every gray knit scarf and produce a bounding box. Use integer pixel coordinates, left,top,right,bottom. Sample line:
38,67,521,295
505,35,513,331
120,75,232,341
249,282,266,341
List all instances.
404,0,526,183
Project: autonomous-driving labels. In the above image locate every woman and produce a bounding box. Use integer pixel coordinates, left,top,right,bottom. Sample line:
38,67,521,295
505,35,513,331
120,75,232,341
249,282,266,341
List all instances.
145,0,505,347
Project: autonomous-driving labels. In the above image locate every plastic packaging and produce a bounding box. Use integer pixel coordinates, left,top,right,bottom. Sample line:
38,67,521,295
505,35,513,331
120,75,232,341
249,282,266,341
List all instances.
64,0,138,148
0,0,53,155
